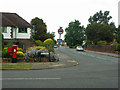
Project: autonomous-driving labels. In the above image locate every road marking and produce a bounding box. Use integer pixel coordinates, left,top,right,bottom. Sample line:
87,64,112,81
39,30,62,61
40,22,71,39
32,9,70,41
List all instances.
78,51,118,63
51,64,64,67
67,60,77,62
2,78,61,80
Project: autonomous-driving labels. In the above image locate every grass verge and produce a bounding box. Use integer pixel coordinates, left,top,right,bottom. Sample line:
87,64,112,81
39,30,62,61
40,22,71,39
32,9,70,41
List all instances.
0,64,32,69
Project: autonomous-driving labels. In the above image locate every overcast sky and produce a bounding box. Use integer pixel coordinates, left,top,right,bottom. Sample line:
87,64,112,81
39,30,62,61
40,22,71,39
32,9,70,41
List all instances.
0,0,119,40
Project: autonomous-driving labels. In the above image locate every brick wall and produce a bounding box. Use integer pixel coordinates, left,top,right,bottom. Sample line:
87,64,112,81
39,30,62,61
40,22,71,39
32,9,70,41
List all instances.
84,45,116,53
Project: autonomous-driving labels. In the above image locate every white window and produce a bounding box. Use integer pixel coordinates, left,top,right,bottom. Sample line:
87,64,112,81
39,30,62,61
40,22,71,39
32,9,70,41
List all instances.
2,27,7,33
18,28,27,33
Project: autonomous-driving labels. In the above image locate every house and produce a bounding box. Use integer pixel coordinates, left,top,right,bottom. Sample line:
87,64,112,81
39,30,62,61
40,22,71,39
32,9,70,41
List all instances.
0,12,35,49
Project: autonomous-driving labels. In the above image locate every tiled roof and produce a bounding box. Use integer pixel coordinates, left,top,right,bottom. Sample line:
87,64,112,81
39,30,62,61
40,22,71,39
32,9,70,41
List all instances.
0,12,32,27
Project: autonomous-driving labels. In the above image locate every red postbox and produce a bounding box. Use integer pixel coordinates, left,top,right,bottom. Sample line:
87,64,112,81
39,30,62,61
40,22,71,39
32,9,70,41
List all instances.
12,45,17,58
7,45,17,63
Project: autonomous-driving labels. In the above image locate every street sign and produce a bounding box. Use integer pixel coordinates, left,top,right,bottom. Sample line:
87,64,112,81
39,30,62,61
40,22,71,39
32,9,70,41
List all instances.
57,39,62,43
58,28,64,34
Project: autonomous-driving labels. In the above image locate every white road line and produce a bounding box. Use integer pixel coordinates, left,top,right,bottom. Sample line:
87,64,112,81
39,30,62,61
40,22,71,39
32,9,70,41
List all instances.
78,51,118,63
1,78,61,80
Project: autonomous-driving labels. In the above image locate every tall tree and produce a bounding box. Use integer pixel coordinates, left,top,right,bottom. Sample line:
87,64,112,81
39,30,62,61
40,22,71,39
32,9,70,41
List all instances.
85,23,114,44
88,10,112,24
46,32,55,40
31,17,47,41
65,20,85,47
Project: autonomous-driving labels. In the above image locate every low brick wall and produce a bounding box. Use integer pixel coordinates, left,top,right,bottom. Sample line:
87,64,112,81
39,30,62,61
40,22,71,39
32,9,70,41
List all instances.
84,45,116,53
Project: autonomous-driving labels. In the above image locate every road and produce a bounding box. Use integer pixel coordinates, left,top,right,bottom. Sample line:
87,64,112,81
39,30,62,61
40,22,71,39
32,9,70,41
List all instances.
2,46,118,88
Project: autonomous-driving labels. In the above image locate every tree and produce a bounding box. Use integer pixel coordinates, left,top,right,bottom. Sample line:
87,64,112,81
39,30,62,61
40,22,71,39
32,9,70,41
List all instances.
46,32,55,40
88,10,112,24
85,23,114,44
31,17,47,41
65,20,85,47
116,25,120,43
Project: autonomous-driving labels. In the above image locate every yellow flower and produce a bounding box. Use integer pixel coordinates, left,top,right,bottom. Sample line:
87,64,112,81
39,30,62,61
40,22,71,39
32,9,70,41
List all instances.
28,46,46,50
44,38,53,43
17,51,24,55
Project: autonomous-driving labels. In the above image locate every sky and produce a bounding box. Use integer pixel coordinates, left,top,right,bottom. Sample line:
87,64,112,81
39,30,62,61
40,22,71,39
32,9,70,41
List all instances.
0,0,119,40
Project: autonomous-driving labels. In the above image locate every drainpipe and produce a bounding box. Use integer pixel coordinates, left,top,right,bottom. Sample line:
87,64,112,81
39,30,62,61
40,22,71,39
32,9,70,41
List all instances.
15,26,17,39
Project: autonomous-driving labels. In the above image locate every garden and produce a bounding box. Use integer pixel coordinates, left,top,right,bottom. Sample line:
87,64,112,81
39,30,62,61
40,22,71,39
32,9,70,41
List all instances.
2,38,59,63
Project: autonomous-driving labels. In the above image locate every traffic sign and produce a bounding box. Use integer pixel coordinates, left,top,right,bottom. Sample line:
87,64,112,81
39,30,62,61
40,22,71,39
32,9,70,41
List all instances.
57,39,62,43
58,28,64,34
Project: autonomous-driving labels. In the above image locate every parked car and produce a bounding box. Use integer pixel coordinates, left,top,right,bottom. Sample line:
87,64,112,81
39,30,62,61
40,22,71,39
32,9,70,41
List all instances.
54,46,58,48
76,46,84,51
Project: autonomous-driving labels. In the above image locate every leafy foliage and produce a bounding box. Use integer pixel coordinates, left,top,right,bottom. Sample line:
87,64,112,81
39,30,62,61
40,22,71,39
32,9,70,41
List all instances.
2,47,24,58
85,23,114,44
88,10,112,24
31,17,47,41
85,40,92,45
35,40,43,46
44,38,55,52
17,51,24,58
116,25,120,43
17,48,25,53
46,32,55,40
97,41,107,45
65,20,85,47
115,43,120,51
28,46,46,50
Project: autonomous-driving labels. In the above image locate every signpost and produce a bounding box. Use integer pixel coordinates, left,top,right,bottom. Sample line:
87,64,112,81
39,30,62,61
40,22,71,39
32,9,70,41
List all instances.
57,39,62,43
58,28,64,35
57,27,64,45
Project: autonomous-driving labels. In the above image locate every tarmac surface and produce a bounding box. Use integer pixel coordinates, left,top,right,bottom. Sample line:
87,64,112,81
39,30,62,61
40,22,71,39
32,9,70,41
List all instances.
1,48,120,70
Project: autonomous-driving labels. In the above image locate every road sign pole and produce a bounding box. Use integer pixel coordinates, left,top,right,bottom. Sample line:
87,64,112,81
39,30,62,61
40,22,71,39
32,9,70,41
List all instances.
59,34,61,39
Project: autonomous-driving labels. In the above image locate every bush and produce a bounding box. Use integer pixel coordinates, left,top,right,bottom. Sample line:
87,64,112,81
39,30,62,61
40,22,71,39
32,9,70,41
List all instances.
61,43,65,46
17,51,24,58
44,38,55,52
85,40,92,45
2,47,24,58
74,44,80,48
115,43,120,51
2,48,12,58
35,40,43,46
44,38,53,43
28,46,46,50
17,48,24,53
97,41,107,45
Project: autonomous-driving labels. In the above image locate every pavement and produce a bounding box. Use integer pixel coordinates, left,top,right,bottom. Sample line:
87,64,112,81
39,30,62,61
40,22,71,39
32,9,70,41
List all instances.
1,48,119,70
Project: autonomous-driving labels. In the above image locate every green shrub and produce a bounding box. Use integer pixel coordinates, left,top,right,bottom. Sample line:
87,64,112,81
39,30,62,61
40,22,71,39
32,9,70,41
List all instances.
97,41,107,45
17,51,24,58
74,44,80,48
85,40,92,45
17,48,24,53
2,49,12,58
35,40,42,45
28,46,46,50
44,38,55,52
2,47,24,58
115,43,120,51
61,43,65,46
